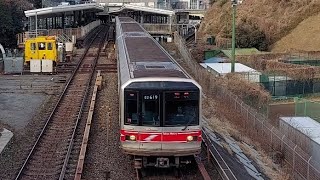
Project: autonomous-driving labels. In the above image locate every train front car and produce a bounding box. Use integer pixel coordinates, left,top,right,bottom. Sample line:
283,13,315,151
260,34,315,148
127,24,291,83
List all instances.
116,17,202,169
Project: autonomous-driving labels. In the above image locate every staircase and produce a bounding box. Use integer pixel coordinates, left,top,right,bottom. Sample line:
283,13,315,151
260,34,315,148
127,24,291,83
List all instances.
56,33,72,43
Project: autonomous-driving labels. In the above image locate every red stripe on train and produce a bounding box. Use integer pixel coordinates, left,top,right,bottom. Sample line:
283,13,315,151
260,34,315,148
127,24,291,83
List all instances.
120,129,202,142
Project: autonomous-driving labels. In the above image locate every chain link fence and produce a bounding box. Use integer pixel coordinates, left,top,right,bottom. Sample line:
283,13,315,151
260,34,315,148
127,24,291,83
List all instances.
295,98,320,122
173,32,320,179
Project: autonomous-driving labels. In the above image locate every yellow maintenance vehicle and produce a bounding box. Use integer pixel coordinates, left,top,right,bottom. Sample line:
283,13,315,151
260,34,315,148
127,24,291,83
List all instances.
24,36,63,66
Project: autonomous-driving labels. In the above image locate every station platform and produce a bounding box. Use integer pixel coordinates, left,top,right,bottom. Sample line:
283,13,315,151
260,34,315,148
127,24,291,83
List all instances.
105,4,202,37
16,2,204,46
108,4,175,35
17,3,104,47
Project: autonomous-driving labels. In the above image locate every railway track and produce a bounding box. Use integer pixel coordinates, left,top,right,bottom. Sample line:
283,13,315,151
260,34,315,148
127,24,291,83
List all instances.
15,25,109,180
135,126,238,180
64,38,116,180
136,158,207,180
201,126,237,180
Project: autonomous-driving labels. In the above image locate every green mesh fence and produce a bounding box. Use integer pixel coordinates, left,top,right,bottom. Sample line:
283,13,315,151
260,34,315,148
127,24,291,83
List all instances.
260,73,320,97
294,98,320,122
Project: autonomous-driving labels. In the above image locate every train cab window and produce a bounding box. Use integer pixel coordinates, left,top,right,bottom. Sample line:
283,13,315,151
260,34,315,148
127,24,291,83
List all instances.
141,94,160,126
38,42,46,50
125,92,139,125
164,92,199,126
31,43,36,50
48,43,53,50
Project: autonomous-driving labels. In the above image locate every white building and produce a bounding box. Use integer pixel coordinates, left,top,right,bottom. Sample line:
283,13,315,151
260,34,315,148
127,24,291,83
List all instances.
200,63,261,83
280,117,320,169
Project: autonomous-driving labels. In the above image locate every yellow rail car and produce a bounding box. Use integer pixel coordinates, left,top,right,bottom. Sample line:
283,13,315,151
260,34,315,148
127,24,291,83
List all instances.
24,36,58,65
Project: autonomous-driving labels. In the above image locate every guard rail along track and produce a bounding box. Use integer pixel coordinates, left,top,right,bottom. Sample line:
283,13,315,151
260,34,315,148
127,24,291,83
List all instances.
15,25,109,180
202,125,237,180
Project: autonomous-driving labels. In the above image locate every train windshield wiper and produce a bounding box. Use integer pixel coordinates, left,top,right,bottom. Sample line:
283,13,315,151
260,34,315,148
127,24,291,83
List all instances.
182,115,195,131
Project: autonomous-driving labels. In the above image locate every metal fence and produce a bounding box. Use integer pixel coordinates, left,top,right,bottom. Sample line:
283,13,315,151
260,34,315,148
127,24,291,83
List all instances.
239,72,320,97
295,98,320,122
173,32,320,179
17,20,101,45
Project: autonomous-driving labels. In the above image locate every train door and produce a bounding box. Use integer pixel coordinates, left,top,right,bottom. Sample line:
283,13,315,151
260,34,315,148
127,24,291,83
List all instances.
25,41,37,62
24,41,30,62
139,91,162,150
46,41,55,61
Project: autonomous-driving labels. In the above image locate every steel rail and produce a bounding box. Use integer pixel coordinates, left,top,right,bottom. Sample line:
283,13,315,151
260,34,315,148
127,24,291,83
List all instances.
194,154,211,180
59,26,109,180
202,128,238,180
15,25,106,180
73,71,102,180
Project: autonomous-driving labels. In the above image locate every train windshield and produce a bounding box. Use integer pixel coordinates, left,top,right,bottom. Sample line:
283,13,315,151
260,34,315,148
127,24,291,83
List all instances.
124,90,199,127
125,91,160,126
164,91,199,126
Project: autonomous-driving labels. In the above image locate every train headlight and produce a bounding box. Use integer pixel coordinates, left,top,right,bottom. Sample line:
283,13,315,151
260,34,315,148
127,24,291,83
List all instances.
186,135,193,141
129,135,136,141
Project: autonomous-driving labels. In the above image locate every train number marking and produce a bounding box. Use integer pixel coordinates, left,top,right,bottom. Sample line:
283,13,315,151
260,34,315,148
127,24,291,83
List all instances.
144,95,158,100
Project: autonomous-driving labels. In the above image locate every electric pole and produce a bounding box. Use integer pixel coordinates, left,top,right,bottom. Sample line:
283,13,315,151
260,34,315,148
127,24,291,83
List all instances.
231,0,242,72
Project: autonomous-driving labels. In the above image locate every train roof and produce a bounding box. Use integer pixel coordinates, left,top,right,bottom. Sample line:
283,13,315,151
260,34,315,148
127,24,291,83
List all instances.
117,17,189,79
126,37,170,62
121,23,145,33
118,17,137,23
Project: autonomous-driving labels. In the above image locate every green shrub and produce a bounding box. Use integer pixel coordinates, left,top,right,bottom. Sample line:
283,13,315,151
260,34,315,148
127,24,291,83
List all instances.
236,20,269,51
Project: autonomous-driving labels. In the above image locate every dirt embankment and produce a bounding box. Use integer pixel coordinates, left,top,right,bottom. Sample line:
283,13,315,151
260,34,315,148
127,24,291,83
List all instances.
198,0,320,52
271,12,320,52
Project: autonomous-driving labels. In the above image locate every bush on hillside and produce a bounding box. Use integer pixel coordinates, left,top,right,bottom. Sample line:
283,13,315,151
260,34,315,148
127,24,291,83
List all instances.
236,19,269,51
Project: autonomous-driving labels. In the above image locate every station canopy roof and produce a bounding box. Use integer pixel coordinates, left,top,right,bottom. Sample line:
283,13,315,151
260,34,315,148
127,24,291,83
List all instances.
24,3,104,18
109,4,174,16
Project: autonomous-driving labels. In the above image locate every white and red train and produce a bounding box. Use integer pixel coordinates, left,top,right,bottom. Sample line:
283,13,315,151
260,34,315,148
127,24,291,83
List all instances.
116,17,202,169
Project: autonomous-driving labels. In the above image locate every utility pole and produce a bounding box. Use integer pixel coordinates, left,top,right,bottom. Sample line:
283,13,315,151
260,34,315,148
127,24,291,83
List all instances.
231,0,237,73
35,12,38,37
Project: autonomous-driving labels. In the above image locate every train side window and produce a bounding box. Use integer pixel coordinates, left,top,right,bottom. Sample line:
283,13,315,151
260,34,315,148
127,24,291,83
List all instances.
48,43,53,50
31,43,36,50
125,92,138,125
38,42,46,50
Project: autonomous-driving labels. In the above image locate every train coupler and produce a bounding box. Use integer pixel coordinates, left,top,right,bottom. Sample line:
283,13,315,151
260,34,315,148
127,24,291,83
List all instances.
155,157,170,168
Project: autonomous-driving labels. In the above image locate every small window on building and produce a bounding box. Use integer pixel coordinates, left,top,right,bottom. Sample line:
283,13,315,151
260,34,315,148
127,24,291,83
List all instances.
31,43,36,50
48,43,53,50
38,42,46,50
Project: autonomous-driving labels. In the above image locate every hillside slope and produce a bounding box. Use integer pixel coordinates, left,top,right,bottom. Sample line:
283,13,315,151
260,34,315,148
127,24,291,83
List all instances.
271,12,320,52
198,0,320,50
